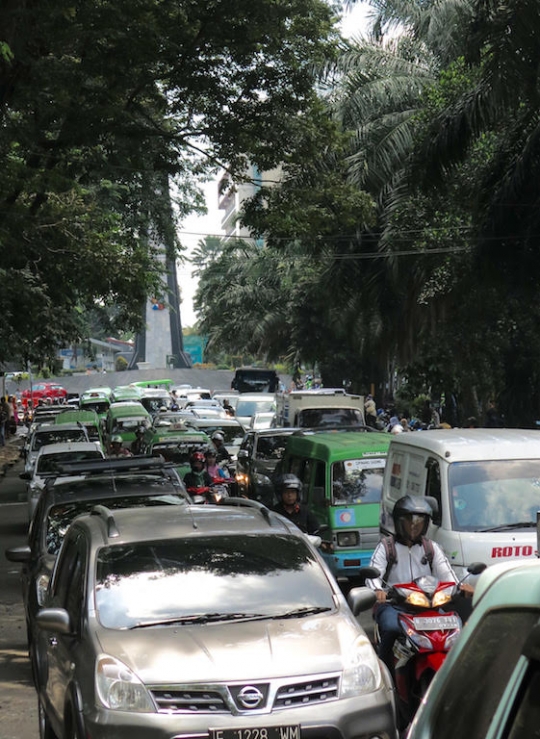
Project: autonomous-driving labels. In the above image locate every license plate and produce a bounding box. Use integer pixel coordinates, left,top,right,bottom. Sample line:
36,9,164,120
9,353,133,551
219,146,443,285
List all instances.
210,726,300,739
413,615,460,631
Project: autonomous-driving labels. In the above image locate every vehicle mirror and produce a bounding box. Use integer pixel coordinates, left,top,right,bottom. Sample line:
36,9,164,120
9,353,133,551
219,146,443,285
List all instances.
19,471,31,480
36,608,73,635
237,449,249,460
347,586,377,615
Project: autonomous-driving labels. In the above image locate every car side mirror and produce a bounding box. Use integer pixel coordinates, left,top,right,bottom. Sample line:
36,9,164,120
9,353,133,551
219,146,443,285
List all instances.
237,449,249,460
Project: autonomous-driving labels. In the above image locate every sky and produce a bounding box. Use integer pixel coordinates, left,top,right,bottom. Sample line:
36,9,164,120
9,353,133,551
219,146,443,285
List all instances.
176,2,371,328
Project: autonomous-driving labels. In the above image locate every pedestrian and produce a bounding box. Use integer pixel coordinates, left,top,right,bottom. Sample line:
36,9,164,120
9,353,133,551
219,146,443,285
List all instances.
1,396,11,441
272,473,320,534
0,398,8,447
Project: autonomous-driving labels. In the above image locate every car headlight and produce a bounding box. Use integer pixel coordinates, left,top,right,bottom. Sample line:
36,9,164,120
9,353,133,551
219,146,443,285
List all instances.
336,531,359,547
341,635,381,697
96,655,156,712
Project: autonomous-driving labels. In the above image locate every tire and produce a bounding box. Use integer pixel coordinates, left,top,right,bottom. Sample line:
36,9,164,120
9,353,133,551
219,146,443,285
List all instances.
38,699,58,739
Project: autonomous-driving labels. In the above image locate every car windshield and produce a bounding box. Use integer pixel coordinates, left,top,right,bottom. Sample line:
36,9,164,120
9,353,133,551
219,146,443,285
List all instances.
299,408,364,428
112,416,148,432
236,399,275,417
45,494,186,555
95,534,334,629
31,429,88,450
37,450,102,474
256,435,292,461
81,401,110,415
332,458,386,504
449,459,540,531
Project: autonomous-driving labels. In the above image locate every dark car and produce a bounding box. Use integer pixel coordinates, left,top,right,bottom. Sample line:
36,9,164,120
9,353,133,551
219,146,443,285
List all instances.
231,366,280,393
235,428,300,505
33,499,397,739
5,456,191,677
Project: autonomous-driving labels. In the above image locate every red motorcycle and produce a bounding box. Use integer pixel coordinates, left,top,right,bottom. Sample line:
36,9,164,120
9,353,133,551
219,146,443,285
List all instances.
187,476,234,505
383,562,485,729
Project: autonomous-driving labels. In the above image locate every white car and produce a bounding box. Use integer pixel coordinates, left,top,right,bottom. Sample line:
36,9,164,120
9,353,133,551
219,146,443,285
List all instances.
23,423,91,477
235,393,276,430
23,441,105,520
250,411,276,430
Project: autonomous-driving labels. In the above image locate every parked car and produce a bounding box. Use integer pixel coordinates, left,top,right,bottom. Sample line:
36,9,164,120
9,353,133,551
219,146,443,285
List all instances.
407,558,540,739
21,382,68,408
21,441,105,520
6,456,190,680
33,499,397,739
235,428,300,505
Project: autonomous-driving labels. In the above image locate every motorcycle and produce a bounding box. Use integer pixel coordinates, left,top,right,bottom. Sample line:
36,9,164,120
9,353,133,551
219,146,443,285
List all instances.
377,562,486,730
186,476,234,505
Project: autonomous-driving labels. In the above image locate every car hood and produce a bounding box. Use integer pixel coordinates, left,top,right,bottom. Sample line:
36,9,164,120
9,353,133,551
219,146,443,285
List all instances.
96,610,361,683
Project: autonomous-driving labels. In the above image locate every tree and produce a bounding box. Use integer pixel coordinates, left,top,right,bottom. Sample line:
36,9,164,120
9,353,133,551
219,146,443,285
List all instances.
0,0,339,365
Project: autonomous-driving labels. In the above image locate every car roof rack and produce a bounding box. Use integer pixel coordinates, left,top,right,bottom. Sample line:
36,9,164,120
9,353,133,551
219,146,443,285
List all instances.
90,505,120,538
219,496,272,524
54,455,172,477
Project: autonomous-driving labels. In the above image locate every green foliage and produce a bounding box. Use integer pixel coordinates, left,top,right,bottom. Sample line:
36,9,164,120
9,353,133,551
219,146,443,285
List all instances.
115,356,128,372
0,0,339,365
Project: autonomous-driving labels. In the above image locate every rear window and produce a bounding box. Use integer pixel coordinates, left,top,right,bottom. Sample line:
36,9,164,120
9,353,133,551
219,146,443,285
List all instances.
232,370,279,393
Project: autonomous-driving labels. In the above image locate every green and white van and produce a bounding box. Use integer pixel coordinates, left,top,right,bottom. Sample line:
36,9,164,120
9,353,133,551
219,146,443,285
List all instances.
280,429,390,581
104,401,152,449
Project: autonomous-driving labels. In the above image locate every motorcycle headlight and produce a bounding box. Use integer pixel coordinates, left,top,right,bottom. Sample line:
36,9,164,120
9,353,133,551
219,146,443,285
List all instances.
341,635,381,697
432,590,453,608
405,592,431,608
96,655,155,712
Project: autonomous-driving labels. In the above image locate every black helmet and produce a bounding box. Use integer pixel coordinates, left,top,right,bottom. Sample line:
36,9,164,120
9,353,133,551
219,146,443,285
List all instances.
393,495,433,544
275,473,302,499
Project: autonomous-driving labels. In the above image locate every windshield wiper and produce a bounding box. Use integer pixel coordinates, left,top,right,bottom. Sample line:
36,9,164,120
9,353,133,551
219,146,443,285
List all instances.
270,606,332,620
130,612,266,629
479,521,537,532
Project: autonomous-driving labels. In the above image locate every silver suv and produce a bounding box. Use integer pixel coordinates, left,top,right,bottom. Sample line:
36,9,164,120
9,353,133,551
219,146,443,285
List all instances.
34,499,397,739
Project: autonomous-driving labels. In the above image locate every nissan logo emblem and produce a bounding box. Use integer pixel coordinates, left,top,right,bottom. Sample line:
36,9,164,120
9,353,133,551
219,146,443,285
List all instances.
237,686,264,709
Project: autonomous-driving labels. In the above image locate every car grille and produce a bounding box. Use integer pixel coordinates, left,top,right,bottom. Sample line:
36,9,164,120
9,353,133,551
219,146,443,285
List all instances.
358,528,380,549
150,675,340,715
151,690,228,713
273,677,340,709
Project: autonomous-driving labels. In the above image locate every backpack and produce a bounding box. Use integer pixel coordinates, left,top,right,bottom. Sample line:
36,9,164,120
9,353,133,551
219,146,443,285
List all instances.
381,535,435,584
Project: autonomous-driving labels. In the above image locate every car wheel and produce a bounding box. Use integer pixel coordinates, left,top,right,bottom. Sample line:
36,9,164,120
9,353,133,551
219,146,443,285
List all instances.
38,699,58,739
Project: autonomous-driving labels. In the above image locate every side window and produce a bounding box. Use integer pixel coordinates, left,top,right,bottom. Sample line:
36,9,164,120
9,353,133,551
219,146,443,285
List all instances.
425,457,442,524
288,456,310,501
429,609,539,739
242,433,254,455
310,461,327,509
51,533,86,632
505,662,540,739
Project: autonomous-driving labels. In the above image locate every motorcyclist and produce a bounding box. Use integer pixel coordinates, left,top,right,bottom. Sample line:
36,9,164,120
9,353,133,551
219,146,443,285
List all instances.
183,450,213,489
272,473,320,534
204,448,228,479
108,434,133,458
211,432,231,465
367,495,473,674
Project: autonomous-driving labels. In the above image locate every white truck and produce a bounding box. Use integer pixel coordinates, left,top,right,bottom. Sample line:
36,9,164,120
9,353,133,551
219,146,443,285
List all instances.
274,388,365,428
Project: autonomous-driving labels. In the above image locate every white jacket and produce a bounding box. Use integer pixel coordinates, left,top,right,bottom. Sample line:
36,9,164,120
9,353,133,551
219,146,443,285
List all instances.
367,538,458,591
